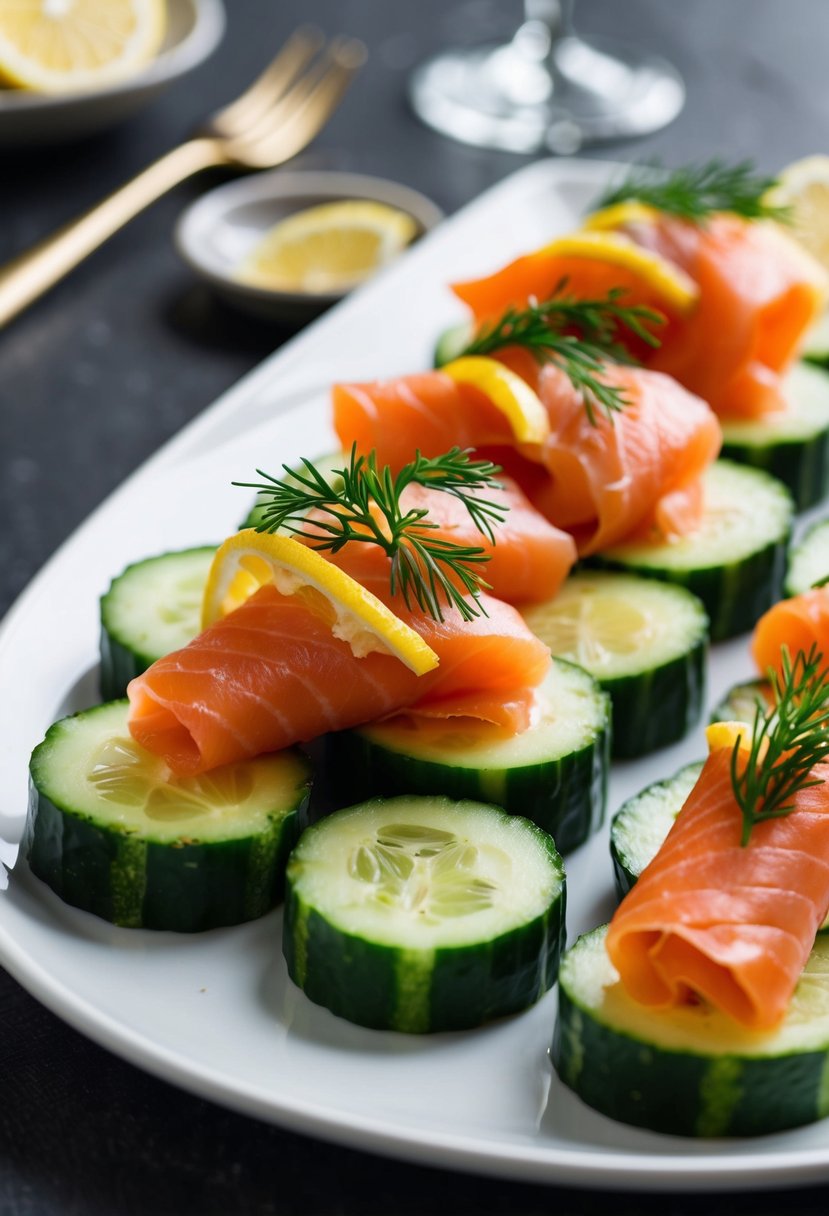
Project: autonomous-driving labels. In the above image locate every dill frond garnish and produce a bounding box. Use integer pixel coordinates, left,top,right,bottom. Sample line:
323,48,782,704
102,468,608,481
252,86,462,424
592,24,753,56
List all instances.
593,159,790,225
459,283,662,425
234,446,507,623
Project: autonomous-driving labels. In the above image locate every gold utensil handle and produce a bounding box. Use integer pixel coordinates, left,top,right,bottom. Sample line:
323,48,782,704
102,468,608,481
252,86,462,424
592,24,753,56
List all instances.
0,137,223,329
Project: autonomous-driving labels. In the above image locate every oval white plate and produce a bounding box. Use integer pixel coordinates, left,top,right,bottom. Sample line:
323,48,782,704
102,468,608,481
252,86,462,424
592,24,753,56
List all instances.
0,0,225,146
2,158,829,1193
175,169,445,322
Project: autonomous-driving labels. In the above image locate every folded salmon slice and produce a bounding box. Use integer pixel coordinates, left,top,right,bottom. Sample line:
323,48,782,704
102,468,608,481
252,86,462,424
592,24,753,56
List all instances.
625,213,827,418
454,215,827,420
333,372,516,471
322,417,576,601
128,543,551,776
606,744,829,1030
752,586,829,681
396,479,577,603
334,363,721,556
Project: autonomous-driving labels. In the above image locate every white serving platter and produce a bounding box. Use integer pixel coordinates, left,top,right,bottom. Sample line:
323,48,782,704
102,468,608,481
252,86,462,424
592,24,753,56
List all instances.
1,157,825,1192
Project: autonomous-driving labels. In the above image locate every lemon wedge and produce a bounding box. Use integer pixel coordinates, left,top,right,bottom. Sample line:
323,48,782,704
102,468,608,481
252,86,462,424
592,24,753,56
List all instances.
582,201,661,232
705,720,759,758
441,356,549,444
202,530,439,676
0,0,166,93
237,201,419,294
765,156,829,275
537,231,699,315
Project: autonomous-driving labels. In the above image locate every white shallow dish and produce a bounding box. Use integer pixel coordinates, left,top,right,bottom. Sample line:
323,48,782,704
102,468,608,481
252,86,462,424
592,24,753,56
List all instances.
0,0,225,147
175,169,445,322
2,157,827,1193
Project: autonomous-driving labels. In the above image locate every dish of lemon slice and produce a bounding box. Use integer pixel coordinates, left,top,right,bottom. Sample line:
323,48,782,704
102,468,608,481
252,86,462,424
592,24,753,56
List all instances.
236,199,420,295
0,0,167,93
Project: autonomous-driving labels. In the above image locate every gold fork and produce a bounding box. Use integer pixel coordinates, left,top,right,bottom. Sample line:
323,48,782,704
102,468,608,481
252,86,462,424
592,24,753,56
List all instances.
0,28,366,328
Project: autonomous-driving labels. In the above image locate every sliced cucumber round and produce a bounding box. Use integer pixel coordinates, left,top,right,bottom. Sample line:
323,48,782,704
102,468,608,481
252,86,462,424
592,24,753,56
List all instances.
283,796,566,1033
520,573,707,759
100,547,216,700
592,460,793,642
239,451,347,530
326,660,609,854
609,761,702,898
720,362,829,510
710,679,772,726
433,321,473,368
27,701,312,932
786,517,829,596
554,925,829,1136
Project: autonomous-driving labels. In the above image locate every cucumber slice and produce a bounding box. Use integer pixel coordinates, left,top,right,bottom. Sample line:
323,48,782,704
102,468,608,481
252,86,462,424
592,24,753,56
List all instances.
720,363,829,510
803,313,829,369
100,547,216,700
710,679,772,726
433,321,473,368
786,517,829,596
609,761,703,898
520,573,707,759
27,701,311,932
592,460,793,642
554,925,829,1136
239,451,347,530
326,660,609,854
283,795,566,1032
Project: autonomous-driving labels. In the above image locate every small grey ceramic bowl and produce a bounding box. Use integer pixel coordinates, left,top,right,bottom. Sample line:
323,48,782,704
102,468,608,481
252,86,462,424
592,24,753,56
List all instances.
174,169,445,323
0,0,225,147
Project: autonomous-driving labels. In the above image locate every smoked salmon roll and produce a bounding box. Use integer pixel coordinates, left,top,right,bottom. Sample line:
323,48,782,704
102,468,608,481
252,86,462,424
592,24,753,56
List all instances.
606,739,829,1030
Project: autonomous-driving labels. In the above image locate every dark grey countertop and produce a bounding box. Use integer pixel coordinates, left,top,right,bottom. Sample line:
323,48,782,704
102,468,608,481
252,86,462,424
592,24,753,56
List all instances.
3,2,829,1212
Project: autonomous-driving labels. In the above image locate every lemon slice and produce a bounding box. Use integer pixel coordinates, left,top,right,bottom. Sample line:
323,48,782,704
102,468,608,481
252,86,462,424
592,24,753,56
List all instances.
441,356,549,444
582,201,661,232
537,231,699,315
706,720,760,759
0,0,166,93
202,530,439,676
237,201,419,294
765,156,829,275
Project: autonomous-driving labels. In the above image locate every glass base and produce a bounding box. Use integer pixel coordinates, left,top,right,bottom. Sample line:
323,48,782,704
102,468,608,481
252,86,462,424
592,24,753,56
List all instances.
409,34,685,154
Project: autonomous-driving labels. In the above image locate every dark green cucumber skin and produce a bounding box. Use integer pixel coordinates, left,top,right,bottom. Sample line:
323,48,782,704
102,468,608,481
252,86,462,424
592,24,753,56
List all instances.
609,762,702,901
591,536,789,643
553,930,829,1137
720,430,829,512
99,546,216,701
26,732,311,933
601,637,706,760
283,831,566,1033
326,728,607,855
99,629,152,702
325,663,610,854
610,838,636,902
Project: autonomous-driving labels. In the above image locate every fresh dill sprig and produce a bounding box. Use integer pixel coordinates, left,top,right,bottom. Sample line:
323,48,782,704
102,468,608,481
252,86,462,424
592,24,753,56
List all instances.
460,283,663,426
593,159,791,225
233,446,507,623
731,645,829,847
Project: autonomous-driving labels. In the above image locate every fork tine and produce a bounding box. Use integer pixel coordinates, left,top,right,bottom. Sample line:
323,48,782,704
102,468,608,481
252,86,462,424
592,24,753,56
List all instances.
232,38,367,156
210,26,325,137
